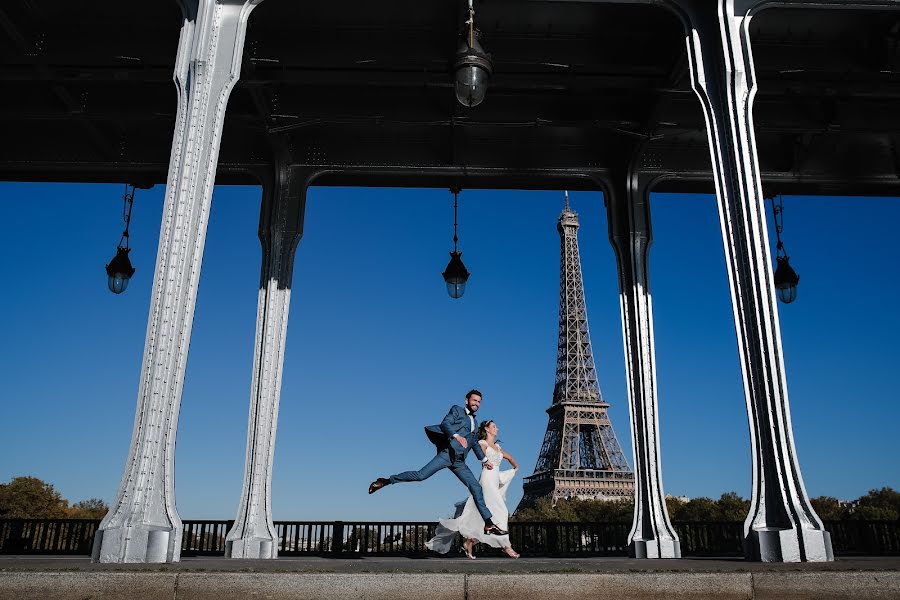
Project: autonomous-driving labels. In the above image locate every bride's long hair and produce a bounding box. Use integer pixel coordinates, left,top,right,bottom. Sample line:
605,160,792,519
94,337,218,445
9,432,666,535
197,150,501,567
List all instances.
477,420,495,441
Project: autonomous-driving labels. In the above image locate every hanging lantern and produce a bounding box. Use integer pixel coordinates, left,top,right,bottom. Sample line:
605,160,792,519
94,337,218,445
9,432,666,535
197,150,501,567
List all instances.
442,188,470,299
106,247,136,294
453,0,493,108
443,250,470,299
106,184,137,295
769,195,800,305
773,255,800,304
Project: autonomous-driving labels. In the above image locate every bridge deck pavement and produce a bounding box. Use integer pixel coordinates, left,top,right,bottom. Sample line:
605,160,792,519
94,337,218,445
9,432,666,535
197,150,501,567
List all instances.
1,555,898,599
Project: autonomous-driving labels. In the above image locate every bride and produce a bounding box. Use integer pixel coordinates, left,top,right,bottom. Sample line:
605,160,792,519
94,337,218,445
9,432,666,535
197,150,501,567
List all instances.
426,420,521,559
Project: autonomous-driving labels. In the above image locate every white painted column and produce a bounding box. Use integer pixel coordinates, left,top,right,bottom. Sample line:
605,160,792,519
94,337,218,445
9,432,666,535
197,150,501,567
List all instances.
225,158,310,559
684,0,831,562
606,165,681,559
92,0,264,564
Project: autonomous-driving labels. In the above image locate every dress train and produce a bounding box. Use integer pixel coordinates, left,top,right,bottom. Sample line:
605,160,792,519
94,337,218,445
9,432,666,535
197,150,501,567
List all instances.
426,443,517,552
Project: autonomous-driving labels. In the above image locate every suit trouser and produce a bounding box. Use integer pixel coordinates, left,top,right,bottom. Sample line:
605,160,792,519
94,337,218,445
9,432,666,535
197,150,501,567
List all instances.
389,449,493,521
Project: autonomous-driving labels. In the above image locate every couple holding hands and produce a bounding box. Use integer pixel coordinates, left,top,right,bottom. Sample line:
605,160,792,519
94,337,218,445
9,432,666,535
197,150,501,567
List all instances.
368,389,521,559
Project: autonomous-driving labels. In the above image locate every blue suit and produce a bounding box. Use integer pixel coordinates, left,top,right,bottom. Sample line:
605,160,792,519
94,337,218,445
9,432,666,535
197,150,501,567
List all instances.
389,405,493,521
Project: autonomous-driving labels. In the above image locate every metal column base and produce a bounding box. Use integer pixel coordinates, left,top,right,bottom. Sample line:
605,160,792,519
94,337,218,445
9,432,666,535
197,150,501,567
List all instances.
630,538,681,559
745,528,833,563
91,525,182,564
225,538,277,559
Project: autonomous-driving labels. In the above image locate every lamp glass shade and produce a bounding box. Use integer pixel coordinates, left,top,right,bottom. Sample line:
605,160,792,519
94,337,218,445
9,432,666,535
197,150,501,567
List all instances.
446,281,467,299
455,64,489,108
776,285,797,304
108,273,130,294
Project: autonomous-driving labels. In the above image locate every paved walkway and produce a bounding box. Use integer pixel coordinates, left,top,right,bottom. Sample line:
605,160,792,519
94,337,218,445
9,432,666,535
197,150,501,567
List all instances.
2,555,899,599
1,554,900,573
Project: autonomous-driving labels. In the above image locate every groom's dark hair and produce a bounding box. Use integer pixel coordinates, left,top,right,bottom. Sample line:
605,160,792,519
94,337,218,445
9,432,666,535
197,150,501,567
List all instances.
465,389,482,400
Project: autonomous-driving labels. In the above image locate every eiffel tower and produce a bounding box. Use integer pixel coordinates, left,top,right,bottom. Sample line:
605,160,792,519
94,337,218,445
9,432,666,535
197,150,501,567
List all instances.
520,193,635,508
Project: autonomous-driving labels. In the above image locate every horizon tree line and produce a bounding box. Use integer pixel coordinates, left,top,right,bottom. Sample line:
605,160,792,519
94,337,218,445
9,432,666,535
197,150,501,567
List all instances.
2,476,898,522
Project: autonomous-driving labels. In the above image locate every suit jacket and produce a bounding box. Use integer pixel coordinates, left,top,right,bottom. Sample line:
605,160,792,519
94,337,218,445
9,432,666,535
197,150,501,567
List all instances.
424,404,487,462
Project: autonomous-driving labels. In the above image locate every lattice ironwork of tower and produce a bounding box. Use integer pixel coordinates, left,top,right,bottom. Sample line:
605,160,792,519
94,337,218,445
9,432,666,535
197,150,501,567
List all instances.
520,195,634,508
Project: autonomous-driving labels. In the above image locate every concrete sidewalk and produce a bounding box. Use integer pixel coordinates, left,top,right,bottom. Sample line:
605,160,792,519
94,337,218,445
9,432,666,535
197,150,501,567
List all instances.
1,556,899,599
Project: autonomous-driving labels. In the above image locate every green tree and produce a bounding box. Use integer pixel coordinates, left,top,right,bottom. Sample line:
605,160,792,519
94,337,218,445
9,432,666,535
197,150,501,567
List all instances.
67,498,109,520
665,496,688,519
853,487,900,520
574,498,633,522
810,496,845,521
0,476,69,518
671,497,718,521
512,489,900,523
553,498,582,521
665,492,751,521
716,492,750,521
850,505,899,521
513,497,634,523
512,497,577,522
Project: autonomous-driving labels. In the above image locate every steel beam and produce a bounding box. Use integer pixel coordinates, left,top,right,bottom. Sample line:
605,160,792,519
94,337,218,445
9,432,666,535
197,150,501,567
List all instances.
605,158,681,559
683,0,833,562
0,7,28,49
225,155,312,559
92,0,264,564
0,5,120,161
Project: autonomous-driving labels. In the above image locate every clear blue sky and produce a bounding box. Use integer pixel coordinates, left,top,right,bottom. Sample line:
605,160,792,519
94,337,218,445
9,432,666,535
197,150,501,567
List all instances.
1,182,897,520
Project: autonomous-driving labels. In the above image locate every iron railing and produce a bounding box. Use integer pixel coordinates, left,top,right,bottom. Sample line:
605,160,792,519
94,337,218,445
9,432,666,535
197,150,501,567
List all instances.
674,521,744,556
1,518,898,557
510,521,631,556
0,519,98,554
181,521,339,556
825,520,900,555
277,521,337,555
182,520,231,556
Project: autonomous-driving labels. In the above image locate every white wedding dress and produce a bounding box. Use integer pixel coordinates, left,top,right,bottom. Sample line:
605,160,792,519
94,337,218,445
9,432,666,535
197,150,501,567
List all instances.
426,441,517,552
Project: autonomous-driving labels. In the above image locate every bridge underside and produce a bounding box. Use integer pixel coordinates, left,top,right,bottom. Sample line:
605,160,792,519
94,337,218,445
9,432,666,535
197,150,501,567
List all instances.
1,1,899,195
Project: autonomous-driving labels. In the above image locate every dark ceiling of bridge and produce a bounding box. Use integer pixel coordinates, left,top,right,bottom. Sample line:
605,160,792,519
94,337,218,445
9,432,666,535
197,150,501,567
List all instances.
1,1,899,193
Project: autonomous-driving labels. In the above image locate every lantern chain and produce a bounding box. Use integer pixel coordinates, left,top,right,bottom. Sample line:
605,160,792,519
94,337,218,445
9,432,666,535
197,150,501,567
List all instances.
119,183,136,251
467,0,475,49
769,194,788,260
452,188,460,253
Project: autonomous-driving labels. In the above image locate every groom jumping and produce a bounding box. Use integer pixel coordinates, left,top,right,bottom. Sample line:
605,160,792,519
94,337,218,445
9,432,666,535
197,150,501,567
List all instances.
368,389,508,536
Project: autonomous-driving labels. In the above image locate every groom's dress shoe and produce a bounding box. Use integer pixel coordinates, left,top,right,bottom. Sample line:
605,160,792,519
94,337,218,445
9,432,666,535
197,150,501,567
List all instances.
484,523,508,536
368,477,390,494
